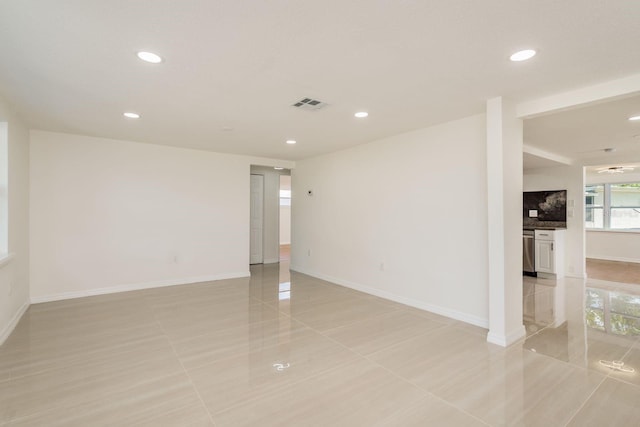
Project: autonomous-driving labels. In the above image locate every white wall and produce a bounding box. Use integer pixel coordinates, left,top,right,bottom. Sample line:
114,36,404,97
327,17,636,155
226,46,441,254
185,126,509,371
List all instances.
30,131,292,302
586,232,640,263
292,114,490,326
523,165,585,277
0,97,30,345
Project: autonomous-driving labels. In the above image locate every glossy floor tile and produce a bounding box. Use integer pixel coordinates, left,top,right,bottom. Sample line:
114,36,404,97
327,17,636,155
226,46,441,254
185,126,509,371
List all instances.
2,262,640,425
211,359,475,427
324,309,447,355
566,378,640,426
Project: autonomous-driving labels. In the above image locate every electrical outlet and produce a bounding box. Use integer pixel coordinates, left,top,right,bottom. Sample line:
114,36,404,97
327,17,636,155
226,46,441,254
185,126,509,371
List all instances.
307,249,311,256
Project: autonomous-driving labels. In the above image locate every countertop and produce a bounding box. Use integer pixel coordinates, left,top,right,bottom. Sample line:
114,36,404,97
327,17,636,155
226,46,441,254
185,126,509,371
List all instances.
523,226,567,231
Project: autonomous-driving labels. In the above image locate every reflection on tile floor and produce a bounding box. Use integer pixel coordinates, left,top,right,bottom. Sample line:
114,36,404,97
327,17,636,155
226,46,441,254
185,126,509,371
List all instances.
1,263,639,425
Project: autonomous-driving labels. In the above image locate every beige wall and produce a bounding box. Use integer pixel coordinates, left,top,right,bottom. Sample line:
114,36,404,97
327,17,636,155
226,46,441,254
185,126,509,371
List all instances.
0,97,30,344
30,131,292,301
292,114,490,326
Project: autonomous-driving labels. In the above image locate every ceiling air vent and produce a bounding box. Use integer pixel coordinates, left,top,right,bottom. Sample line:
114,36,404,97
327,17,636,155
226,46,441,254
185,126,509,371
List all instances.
291,97,329,111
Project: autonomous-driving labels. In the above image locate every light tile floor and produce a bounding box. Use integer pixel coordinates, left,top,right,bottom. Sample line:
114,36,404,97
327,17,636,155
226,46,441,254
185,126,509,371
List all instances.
1,263,639,426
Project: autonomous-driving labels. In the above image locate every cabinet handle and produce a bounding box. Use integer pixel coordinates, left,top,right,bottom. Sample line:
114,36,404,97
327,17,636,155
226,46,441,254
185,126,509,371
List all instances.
551,243,554,251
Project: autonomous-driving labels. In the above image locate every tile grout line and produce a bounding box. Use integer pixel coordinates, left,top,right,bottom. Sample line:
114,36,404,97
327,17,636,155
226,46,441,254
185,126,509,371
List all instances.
3,310,189,425
562,373,608,427
152,312,218,427
600,342,640,390
288,313,494,427
158,298,330,420
277,270,495,424
188,293,441,420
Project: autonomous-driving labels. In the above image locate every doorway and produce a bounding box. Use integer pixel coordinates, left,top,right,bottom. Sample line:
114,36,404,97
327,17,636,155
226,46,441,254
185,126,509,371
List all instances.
249,165,292,265
279,175,291,261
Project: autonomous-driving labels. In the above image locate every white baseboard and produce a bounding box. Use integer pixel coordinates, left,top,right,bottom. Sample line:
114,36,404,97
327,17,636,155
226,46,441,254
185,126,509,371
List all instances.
263,258,280,264
587,256,640,264
0,301,29,345
487,325,526,347
290,265,489,329
30,271,251,304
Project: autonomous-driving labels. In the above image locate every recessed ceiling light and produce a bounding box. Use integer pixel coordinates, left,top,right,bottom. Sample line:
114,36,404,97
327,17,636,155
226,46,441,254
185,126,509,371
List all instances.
123,112,140,119
355,111,369,118
286,140,297,145
274,167,284,170
629,115,640,121
510,49,536,62
136,51,163,64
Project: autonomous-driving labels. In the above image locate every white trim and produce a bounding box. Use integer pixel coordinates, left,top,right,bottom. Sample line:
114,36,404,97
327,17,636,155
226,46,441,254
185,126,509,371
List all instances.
290,265,489,329
0,301,29,345
486,325,526,347
0,252,15,269
522,144,573,166
586,228,640,235
263,258,280,264
587,255,640,264
30,271,250,304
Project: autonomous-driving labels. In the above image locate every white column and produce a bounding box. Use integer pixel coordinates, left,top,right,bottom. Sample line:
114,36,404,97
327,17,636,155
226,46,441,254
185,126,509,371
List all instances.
486,97,526,346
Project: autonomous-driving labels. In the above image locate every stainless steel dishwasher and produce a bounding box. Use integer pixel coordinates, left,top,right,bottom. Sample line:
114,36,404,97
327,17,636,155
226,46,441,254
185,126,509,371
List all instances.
523,230,536,275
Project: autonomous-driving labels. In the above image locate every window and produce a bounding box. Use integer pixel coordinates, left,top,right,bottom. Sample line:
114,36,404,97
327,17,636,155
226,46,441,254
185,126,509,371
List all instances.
585,183,640,230
610,184,640,229
585,185,604,229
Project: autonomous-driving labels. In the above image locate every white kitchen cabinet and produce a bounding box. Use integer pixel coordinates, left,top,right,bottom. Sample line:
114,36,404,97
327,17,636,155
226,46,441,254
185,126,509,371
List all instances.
536,239,554,273
535,229,565,277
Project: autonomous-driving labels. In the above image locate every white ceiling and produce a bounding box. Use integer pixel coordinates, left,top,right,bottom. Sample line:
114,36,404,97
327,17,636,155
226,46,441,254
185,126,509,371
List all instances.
1,1,639,160
522,152,568,171
524,93,640,169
